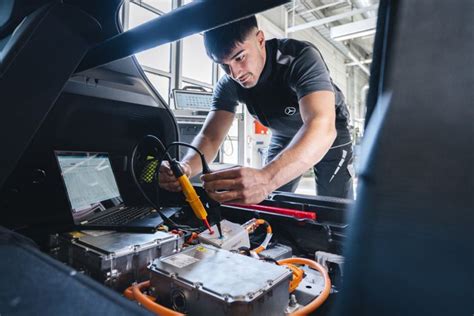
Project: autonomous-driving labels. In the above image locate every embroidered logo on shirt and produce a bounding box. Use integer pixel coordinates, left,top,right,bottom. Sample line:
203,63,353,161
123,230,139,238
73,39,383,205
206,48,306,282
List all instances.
284,107,297,115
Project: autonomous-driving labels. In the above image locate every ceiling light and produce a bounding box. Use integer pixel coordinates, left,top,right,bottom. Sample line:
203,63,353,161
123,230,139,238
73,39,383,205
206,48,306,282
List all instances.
330,17,376,41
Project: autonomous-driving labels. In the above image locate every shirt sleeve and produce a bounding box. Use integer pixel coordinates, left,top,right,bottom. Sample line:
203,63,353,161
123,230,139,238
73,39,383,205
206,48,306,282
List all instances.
288,46,335,100
210,75,240,113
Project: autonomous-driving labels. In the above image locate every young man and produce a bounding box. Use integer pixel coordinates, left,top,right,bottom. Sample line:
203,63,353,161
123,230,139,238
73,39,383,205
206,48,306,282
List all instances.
160,16,353,203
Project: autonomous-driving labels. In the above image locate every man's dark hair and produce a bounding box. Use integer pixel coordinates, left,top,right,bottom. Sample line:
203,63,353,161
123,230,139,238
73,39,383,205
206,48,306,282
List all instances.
204,16,258,61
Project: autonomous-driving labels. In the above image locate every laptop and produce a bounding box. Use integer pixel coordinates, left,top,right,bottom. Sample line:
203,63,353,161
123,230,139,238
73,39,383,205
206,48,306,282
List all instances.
55,151,167,233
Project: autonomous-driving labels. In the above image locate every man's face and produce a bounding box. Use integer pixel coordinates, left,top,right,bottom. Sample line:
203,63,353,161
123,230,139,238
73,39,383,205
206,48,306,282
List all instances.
215,30,266,88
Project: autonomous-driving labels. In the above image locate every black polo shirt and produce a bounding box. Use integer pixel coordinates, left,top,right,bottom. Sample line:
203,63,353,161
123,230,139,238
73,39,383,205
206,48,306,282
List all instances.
211,38,351,148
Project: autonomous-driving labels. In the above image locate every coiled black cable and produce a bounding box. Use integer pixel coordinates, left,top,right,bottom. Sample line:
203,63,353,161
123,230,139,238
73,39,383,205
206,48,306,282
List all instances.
130,135,199,231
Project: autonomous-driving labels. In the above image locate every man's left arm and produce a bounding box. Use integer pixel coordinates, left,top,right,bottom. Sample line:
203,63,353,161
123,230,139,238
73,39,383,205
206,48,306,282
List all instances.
261,90,336,191
201,90,336,204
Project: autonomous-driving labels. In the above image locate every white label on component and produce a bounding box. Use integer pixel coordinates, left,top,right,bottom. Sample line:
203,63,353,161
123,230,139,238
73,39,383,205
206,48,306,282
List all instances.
161,254,199,268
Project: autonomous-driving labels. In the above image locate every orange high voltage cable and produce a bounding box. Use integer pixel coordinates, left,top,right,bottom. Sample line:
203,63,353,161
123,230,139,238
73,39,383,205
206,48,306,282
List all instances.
124,281,184,316
243,218,273,254
278,258,331,315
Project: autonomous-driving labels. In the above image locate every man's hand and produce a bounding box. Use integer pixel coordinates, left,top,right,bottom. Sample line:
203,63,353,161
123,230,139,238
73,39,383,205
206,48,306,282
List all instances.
201,167,274,204
158,161,192,192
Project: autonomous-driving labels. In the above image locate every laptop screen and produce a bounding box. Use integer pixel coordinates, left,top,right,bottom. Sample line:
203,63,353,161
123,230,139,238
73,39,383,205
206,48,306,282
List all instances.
55,151,123,223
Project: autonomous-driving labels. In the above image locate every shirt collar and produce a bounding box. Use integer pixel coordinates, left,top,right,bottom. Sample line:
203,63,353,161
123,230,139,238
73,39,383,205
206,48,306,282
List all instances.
255,39,276,86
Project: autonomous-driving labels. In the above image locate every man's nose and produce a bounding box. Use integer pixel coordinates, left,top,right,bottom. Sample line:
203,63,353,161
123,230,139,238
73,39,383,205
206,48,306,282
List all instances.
229,64,241,79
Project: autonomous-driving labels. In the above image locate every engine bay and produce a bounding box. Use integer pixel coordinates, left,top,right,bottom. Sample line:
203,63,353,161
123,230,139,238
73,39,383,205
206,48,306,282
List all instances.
0,85,349,314
46,192,349,315
1,0,470,315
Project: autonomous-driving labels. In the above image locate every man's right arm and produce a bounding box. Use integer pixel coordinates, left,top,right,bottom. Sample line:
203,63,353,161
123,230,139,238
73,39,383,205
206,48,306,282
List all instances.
159,110,235,191
183,110,235,177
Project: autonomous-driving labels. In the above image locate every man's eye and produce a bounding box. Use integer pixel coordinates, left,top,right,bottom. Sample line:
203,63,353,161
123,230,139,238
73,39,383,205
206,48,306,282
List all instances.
236,54,245,62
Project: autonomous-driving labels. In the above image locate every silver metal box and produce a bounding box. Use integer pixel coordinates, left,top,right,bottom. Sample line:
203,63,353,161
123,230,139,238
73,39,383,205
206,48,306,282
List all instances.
52,230,182,290
259,243,293,261
149,244,291,316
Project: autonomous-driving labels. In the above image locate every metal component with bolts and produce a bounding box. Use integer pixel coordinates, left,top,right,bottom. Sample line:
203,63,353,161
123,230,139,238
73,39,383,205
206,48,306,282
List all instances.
289,294,298,307
51,230,182,291
149,244,291,316
293,265,333,306
285,294,302,314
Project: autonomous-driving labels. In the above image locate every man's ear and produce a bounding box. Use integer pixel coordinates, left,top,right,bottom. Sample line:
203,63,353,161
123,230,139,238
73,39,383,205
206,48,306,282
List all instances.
256,30,265,48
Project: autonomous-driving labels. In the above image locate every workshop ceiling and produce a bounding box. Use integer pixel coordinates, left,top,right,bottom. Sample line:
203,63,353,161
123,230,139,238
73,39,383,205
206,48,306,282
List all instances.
285,0,379,70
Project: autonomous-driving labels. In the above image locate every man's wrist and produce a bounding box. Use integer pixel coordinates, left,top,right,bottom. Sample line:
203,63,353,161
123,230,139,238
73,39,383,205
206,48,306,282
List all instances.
260,165,278,194
180,160,192,177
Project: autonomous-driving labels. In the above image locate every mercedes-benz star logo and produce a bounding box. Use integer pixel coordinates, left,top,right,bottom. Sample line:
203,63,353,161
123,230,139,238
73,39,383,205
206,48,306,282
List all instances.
284,107,297,115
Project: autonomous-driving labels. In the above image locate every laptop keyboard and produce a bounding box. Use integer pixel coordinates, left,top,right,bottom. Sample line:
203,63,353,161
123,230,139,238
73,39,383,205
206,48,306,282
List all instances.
90,207,152,226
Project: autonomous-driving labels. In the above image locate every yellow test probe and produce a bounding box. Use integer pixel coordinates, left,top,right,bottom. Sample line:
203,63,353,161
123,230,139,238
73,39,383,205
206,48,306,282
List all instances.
169,159,214,234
